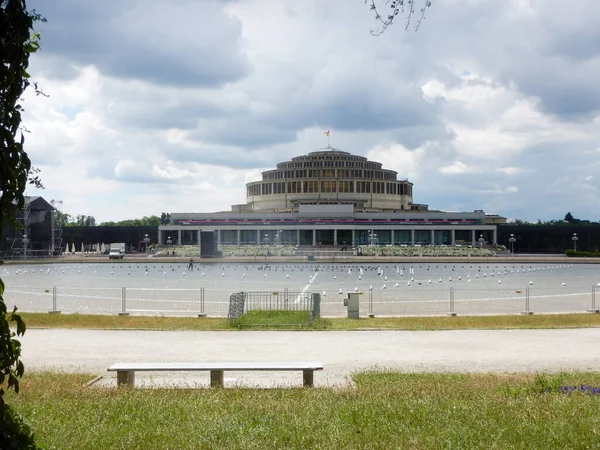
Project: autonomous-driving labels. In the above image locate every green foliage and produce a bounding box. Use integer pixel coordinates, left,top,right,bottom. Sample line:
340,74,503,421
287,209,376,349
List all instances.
99,215,161,226
0,403,39,449
0,279,27,400
160,212,171,225
0,0,43,231
1,1,43,447
565,249,600,258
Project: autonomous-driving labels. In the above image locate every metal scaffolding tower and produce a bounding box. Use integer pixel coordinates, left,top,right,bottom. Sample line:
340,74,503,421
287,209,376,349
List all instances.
10,201,31,259
50,199,63,256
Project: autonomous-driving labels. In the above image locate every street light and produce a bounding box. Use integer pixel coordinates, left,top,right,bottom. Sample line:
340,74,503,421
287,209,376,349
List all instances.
368,230,378,246
509,234,516,255
478,234,485,249
167,236,172,253
143,234,150,252
572,233,579,252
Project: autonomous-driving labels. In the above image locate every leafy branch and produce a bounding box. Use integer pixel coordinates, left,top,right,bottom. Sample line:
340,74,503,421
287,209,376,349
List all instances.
366,0,432,35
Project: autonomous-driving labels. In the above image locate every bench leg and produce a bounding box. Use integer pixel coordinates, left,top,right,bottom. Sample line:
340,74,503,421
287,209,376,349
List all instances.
117,370,135,387
210,370,224,387
303,370,314,387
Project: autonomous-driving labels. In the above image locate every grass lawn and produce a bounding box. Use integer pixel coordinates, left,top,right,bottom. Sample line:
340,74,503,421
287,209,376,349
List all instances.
230,310,313,327
19,311,600,331
7,371,600,449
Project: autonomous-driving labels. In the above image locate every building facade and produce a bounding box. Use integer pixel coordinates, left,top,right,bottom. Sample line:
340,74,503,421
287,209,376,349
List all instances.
158,148,504,247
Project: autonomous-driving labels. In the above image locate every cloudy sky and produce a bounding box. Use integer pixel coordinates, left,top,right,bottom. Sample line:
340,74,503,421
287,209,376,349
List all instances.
22,0,600,223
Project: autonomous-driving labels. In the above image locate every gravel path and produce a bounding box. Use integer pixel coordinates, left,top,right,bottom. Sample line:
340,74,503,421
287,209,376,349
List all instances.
20,328,600,387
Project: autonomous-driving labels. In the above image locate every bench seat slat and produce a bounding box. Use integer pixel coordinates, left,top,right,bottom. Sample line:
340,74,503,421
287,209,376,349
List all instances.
108,362,323,372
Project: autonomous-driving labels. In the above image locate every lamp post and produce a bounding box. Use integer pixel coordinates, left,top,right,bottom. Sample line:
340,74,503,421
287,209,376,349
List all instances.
478,234,485,249
143,234,150,252
167,236,172,253
509,233,516,255
572,233,578,252
368,230,378,246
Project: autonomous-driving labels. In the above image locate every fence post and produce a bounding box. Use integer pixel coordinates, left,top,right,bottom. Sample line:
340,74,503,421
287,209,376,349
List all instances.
521,286,533,315
49,286,61,314
447,287,456,316
588,285,599,313
119,287,129,316
368,287,374,318
311,293,321,320
198,287,207,317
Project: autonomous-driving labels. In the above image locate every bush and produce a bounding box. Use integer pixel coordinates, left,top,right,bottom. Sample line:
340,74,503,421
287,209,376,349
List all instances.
0,403,39,449
565,250,600,258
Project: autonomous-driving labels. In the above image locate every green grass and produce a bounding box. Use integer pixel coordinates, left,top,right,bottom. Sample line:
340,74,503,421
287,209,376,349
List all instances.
7,371,600,449
231,310,312,328
19,311,600,331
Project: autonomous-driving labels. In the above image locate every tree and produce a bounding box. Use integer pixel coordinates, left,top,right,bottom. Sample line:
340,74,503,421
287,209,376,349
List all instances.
366,0,432,35
0,0,42,446
160,212,171,225
564,212,574,223
98,215,161,226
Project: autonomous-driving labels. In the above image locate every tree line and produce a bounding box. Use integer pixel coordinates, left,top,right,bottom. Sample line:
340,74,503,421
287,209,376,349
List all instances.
54,211,172,227
513,212,599,226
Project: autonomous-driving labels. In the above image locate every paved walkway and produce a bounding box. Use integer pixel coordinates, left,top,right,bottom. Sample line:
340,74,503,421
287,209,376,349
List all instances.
21,328,600,387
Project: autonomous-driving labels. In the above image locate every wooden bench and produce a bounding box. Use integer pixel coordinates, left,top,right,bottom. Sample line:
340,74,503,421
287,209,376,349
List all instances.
107,362,323,388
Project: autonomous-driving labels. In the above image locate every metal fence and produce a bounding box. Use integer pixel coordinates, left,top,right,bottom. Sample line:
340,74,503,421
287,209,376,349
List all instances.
3,285,599,317
227,290,319,326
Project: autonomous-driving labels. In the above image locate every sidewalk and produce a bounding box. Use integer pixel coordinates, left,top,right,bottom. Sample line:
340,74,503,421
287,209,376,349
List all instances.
20,328,600,387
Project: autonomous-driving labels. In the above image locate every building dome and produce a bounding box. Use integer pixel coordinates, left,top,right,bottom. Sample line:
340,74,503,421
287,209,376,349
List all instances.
235,148,427,213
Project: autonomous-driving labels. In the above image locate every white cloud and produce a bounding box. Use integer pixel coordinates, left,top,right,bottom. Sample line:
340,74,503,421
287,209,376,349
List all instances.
18,0,600,222
438,161,471,174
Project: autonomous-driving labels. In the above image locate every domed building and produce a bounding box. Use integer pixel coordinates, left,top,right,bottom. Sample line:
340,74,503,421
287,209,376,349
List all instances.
233,149,427,213
159,148,504,251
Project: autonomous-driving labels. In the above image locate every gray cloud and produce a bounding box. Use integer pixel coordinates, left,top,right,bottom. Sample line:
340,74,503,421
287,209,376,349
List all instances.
30,0,250,87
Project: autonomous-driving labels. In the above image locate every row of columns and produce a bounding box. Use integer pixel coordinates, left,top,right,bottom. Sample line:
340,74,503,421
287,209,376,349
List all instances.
161,228,497,246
